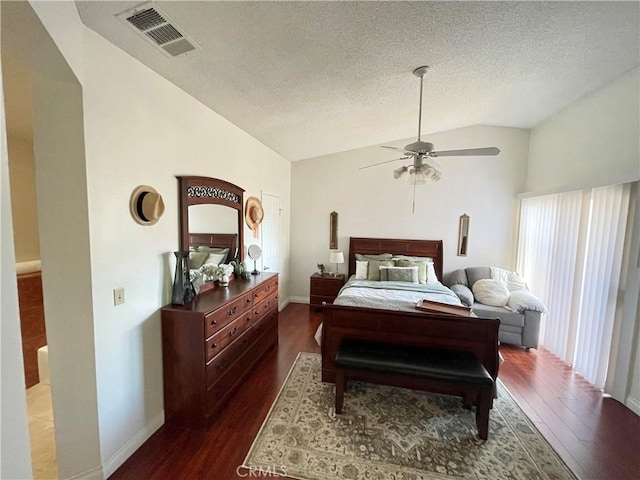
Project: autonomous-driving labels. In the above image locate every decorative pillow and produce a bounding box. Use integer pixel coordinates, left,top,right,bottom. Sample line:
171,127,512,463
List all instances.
396,259,428,284
393,255,433,263
426,262,439,284
450,284,474,307
472,279,510,307
507,289,547,313
367,260,395,281
355,261,368,280
490,266,528,292
188,251,209,269
379,266,419,283
203,252,227,266
355,253,393,261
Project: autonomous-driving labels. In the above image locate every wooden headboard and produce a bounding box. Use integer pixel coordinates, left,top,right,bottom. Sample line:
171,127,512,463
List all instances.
188,233,238,260
348,237,444,281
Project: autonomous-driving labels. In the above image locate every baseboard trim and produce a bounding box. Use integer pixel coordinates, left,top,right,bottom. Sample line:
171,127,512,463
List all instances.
101,411,165,478
63,465,103,480
625,395,640,416
289,296,309,304
279,297,290,311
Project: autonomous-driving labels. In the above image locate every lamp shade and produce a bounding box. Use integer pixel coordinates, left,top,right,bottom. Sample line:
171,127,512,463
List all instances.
329,251,344,264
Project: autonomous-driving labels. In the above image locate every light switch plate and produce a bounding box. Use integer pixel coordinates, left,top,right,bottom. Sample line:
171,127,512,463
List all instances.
113,287,125,306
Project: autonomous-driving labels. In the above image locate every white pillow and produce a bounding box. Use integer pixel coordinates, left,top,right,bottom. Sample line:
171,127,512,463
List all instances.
355,261,368,279
204,252,226,265
426,262,439,284
472,279,510,307
490,266,527,291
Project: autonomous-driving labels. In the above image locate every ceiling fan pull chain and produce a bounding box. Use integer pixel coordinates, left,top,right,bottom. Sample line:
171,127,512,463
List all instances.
417,73,423,142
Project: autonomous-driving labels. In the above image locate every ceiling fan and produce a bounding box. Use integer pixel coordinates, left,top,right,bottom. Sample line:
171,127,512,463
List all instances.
360,66,500,211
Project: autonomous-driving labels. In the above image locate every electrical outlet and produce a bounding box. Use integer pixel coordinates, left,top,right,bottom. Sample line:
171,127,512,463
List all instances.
113,287,125,306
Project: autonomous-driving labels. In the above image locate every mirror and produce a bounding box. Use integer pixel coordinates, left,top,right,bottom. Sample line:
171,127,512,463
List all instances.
329,211,338,249
458,214,470,256
177,176,245,265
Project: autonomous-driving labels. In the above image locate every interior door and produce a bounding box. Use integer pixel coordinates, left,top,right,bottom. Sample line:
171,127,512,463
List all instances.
261,193,280,273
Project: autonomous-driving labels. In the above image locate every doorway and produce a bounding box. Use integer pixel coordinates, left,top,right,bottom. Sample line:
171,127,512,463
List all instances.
261,193,281,275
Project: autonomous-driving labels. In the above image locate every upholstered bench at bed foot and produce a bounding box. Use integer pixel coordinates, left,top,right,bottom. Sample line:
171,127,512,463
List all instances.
334,339,495,440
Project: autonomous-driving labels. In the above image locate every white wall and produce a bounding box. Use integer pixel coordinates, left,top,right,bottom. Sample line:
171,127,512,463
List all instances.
7,135,40,263
3,2,291,478
527,67,640,194
0,36,33,479
290,125,530,300
526,68,640,413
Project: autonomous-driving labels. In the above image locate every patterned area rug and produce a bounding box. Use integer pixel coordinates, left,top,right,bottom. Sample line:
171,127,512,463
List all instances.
242,352,577,480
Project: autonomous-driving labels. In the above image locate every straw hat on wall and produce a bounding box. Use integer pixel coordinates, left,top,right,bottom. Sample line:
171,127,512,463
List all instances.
130,185,165,226
245,197,264,238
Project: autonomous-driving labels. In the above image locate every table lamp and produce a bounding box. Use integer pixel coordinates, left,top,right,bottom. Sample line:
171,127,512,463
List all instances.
329,250,344,275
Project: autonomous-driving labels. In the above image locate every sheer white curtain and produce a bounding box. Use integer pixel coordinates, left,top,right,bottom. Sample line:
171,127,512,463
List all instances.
517,184,630,387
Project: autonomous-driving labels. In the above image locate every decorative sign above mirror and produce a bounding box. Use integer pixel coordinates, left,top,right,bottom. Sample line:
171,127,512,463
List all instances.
177,176,245,263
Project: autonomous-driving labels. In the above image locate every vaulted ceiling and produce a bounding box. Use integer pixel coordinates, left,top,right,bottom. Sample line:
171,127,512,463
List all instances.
71,2,638,161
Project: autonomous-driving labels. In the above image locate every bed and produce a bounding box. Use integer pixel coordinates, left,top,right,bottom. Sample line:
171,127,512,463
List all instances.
320,237,500,390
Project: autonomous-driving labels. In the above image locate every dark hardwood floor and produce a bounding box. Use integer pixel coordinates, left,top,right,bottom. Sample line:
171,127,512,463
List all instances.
110,303,640,480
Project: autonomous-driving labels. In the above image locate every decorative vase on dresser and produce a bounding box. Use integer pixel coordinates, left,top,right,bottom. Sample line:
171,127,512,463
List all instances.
161,272,279,430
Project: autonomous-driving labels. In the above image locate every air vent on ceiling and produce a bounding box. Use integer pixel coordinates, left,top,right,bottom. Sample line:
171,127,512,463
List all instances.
116,2,200,58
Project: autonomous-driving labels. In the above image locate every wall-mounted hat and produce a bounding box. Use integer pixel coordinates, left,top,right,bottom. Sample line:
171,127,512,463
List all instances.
130,185,165,226
245,196,264,239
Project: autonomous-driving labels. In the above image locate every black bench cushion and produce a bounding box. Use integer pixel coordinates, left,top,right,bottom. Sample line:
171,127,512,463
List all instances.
335,339,493,387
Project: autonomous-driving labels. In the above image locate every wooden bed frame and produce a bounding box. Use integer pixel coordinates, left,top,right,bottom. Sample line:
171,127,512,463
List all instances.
321,237,500,392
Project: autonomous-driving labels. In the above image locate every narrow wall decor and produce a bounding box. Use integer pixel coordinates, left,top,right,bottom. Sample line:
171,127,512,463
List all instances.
330,211,338,249
458,214,470,256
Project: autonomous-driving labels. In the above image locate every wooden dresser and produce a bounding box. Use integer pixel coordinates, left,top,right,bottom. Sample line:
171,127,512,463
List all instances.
18,272,47,388
161,272,279,430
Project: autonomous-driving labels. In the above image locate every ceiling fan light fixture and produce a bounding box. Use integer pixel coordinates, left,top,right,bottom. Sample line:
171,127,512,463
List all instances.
393,166,408,179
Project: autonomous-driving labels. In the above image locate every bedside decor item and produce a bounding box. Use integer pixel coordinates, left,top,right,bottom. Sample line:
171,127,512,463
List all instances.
248,244,262,275
458,213,470,256
215,264,234,287
317,263,326,275
245,197,264,239
130,185,165,225
329,211,338,249
329,250,344,275
172,251,195,305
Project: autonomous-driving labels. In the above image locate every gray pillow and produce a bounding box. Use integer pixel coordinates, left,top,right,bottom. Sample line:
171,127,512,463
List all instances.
367,259,394,281
379,266,419,283
450,284,474,307
466,267,492,288
355,253,393,261
396,259,427,284
444,269,468,287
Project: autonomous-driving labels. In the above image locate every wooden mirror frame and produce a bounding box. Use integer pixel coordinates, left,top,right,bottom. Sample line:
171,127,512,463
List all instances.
177,176,245,262
458,214,470,256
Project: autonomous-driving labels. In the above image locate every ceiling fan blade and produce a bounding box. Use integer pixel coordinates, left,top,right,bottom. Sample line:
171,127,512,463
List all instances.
359,156,411,170
431,147,500,157
381,145,418,155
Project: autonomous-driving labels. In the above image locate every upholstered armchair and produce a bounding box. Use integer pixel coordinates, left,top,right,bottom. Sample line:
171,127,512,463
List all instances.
444,267,546,350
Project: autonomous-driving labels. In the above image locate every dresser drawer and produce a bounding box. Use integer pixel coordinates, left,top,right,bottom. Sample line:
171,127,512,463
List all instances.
205,310,252,361
205,291,253,338
310,280,343,296
251,293,278,325
252,277,278,304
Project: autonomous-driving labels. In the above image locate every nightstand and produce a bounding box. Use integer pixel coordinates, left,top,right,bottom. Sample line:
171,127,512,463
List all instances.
310,273,345,310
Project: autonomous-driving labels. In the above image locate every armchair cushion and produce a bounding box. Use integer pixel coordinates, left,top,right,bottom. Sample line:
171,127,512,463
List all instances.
507,289,547,314
466,267,492,288
450,284,474,307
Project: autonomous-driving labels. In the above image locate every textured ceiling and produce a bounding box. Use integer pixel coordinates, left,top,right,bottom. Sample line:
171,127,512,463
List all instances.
76,1,639,161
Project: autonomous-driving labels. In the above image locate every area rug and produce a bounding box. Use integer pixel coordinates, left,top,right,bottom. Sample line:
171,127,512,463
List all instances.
242,352,577,480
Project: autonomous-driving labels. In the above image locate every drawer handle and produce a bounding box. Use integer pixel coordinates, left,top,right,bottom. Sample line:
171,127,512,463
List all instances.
254,310,260,315
210,319,217,326
228,327,239,337
246,315,252,322
210,342,218,349
245,298,251,304
227,306,238,316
